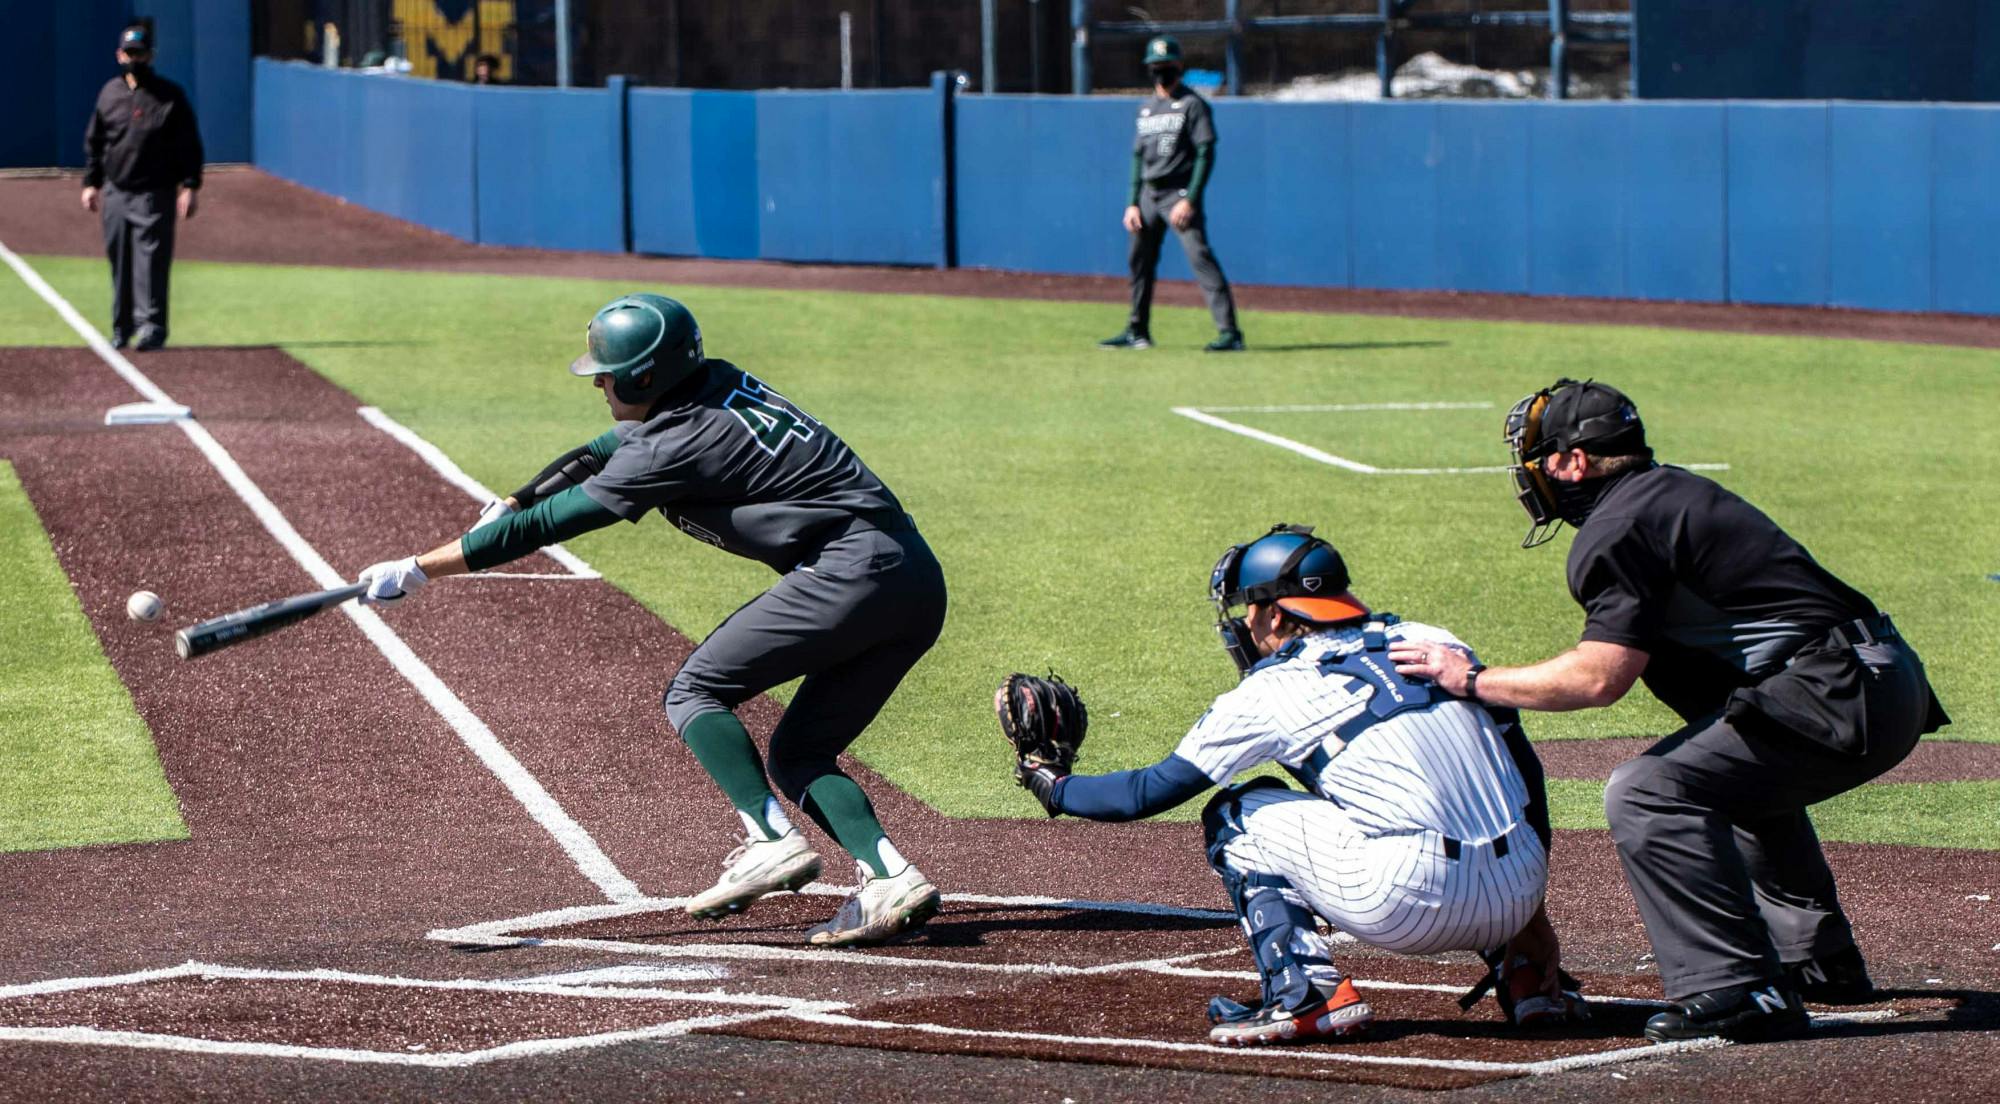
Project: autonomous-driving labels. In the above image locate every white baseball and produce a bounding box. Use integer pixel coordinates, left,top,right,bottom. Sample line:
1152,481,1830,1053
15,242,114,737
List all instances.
126,590,164,622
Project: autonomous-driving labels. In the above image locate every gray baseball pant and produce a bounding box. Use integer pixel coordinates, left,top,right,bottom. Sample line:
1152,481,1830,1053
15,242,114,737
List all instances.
101,184,178,342
1603,628,1932,999
1128,185,1238,336
662,524,946,804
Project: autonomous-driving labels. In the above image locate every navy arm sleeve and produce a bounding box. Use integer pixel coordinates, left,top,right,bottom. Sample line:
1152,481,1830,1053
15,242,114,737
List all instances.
1053,754,1213,822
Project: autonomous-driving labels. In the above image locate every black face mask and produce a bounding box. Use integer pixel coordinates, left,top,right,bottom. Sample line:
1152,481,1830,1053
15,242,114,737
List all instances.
121,59,152,77
1552,465,1650,526
1151,67,1182,88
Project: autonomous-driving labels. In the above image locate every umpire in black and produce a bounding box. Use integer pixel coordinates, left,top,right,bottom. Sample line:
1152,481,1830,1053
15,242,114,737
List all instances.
82,22,203,352
1099,36,1243,353
1392,378,1948,1044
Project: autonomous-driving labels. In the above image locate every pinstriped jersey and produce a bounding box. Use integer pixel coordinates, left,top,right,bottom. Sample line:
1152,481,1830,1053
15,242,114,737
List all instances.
1171,621,1530,842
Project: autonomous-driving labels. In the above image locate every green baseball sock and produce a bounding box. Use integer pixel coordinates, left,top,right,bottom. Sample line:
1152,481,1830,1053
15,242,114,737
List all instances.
801,774,895,878
681,711,788,841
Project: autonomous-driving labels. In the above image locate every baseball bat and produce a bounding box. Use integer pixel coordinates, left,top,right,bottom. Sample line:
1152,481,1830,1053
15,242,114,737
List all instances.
174,581,370,660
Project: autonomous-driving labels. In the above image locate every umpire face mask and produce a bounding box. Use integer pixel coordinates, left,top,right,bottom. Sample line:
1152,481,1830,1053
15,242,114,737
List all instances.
1504,378,1650,547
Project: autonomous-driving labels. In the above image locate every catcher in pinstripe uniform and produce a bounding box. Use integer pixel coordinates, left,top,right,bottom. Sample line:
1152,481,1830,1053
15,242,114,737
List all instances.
996,525,1584,1046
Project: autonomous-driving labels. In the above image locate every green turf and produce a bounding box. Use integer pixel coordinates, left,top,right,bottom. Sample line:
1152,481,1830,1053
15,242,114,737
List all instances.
1549,778,2000,851
6,253,1997,841
0,461,186,852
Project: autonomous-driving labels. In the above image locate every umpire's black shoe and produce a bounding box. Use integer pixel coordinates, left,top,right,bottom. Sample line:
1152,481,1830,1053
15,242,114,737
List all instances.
1786,946,1876,1004
1205,329,1246,352
109,330,130,350
133,327,167,352
1099,329,1152,350
1643,981,1808,1044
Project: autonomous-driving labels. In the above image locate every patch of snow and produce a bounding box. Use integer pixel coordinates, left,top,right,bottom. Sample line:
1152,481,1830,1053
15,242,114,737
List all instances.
1268,51,1623,101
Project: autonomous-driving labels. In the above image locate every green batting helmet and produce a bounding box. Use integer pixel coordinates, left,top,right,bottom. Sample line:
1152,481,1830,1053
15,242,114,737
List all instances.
568,293,704,405
1143,35,1183,68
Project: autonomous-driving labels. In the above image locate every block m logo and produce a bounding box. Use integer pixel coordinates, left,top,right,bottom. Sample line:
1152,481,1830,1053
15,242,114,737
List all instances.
393,0,515,81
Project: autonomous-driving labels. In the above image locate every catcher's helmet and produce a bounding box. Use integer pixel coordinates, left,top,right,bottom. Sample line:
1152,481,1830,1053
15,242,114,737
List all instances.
1209,524,1369,676
568,293,705,406
1143,35,1183,68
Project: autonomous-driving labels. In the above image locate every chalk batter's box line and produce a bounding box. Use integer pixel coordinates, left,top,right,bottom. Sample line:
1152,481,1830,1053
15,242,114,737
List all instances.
0,959,1899,1075
427,892,1913,1015
0,960,847,1069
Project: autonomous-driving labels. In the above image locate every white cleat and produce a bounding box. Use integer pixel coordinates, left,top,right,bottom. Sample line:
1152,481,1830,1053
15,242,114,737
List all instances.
685,832,823,920
806,863,942,947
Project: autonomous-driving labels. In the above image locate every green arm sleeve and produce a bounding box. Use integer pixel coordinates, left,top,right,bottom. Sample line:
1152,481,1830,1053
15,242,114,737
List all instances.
1187,142,1215,206
460,484,620,572
583,428,621,463
1127,148,1144,207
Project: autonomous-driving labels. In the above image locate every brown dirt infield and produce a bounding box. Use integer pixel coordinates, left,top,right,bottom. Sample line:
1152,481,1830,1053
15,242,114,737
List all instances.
5,174,2000,1099
8,168,2000,350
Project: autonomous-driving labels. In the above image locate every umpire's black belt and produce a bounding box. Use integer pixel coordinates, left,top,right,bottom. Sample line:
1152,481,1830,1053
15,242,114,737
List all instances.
1828,613,1898,649
1442,825,1512,861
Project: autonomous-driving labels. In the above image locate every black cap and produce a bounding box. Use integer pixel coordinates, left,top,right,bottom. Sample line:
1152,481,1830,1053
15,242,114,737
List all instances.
120,26,153,51
1540,379,1648,456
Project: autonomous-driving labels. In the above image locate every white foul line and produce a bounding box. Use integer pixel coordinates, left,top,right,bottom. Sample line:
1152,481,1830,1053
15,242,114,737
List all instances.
1171,405,1730,476
1199,402,1496,414
0,241,640,904
356,405,600,580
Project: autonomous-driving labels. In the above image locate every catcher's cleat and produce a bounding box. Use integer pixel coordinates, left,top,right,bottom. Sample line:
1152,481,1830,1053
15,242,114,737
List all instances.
807,863,942,947
1204,329,1246,352
1098,329,1153,350
685,832,822,920
1208,977,1373,1046
1643,981,1807,1044
1785,946,1877,1005
1503,955,1590,1028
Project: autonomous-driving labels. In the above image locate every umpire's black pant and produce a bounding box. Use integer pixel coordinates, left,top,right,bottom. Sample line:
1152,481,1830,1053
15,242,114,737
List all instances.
101,183,178,343
1128,184,1237,336
1603,619,1938,999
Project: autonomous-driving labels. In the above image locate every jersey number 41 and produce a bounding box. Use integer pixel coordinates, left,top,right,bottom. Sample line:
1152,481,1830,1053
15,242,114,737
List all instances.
724,373,818,455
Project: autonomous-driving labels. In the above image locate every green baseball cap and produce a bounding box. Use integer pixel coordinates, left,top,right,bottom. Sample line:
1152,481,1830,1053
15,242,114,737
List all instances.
1143,36,1183,68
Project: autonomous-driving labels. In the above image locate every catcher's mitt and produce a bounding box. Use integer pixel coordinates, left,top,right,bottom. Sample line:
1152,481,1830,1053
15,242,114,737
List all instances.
995,672,1089,816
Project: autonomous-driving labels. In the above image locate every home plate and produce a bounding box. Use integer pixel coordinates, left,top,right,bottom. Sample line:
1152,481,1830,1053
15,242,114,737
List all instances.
104,401,192,425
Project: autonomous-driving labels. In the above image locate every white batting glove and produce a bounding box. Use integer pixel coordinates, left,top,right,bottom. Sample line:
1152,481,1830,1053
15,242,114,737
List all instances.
472,498,514,532
357,556,429,607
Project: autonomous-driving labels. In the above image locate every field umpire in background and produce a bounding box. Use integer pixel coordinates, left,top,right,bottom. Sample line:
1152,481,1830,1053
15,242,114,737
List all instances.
1100,36,1244,353
1393,378,1948,1044
82,22,202,352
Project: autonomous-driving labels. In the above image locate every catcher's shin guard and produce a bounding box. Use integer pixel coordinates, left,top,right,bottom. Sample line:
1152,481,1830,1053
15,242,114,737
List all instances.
1202,784,1340,1024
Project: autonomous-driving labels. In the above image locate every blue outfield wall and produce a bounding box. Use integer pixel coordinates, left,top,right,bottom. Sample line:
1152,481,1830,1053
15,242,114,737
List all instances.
629,90,760,260
255,60,476,241
953,95,2000,314
474,86,626,252
250,63,2000,317
631,85,948,265
749,88,948,267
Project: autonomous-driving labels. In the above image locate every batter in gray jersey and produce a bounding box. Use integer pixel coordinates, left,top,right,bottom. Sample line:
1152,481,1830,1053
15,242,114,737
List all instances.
583,362,908,571
353,294,948,948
